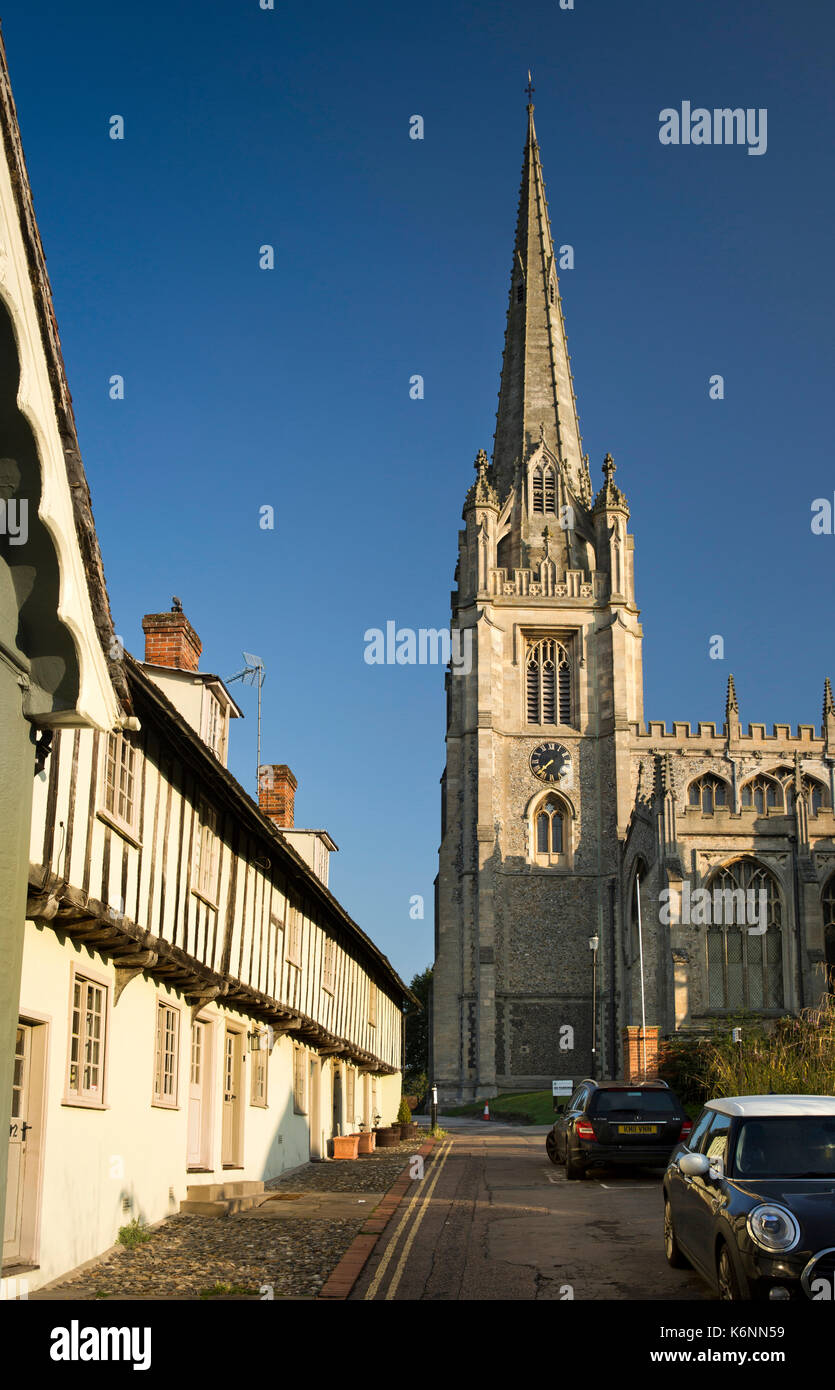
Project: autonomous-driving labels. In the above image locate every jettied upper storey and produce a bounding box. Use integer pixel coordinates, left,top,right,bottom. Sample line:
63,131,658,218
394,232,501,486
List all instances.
491,102,590,513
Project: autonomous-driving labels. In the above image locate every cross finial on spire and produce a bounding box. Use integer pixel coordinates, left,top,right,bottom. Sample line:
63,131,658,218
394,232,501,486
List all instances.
525,70,535,105
474,448,489,473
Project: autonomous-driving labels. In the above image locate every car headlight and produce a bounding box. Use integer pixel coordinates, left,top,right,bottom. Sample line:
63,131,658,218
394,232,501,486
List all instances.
746,1204,800,1253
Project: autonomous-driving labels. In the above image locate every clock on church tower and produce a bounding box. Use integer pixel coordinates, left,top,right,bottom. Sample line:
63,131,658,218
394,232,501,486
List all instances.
529,741,571,783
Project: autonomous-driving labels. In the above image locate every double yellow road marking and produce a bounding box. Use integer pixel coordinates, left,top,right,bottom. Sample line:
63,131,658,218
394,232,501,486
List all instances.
364,1141,454,1300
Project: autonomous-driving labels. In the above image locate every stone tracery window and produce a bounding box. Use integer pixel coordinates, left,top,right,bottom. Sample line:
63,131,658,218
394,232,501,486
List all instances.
526,637,571,725
740,774,782,815
532,793,568,866
770,765,827,817
706,859,783,1011
687,773,730,813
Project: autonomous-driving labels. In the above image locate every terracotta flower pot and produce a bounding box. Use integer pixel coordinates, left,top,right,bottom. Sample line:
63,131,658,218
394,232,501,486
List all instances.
333,1134,360,1159
357,1131,376,1154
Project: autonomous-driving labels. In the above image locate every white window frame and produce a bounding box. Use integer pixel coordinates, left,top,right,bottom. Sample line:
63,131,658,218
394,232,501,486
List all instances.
152,998,181,1108
322,937,336,994
250,1037,268,1108
202,690,228,763
286,898,303,968
293,1045,307,1114
64,965,110,1108
98,730,140,840
193,800,220,904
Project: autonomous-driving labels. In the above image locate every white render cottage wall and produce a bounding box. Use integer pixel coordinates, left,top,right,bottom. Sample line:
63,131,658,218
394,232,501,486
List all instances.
16,718,406,1290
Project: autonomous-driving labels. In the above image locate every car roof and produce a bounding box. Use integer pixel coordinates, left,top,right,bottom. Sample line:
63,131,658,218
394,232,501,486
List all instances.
707,1095,835,1118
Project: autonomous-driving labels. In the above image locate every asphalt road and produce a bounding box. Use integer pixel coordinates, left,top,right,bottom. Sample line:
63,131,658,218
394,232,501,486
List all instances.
351,1121,712,1301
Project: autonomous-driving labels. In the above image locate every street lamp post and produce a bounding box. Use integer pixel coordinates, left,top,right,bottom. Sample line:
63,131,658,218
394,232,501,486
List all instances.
589,935,600,1077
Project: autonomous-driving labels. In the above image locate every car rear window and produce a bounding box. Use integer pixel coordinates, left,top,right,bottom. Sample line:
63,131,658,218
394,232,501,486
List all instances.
589,1089,678,1116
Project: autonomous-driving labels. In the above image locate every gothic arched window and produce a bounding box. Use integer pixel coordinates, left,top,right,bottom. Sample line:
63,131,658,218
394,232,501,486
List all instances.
687,773,730,813
740,774,782,815
532,464,557,514
535,796,564,856
532,466,543,513
771,765,827,817
526,638,571,725
706,859,783,1011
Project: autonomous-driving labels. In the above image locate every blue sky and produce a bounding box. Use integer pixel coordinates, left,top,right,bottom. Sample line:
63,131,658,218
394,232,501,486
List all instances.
5,0,834,985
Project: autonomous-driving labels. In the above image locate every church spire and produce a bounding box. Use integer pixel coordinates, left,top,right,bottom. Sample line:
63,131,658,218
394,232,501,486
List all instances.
491,89,585,501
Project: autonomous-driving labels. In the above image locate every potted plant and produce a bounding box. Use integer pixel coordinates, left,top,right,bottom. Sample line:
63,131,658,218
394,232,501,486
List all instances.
332,1132,360,1160
397,1096,418,1140
357,1118,375,1153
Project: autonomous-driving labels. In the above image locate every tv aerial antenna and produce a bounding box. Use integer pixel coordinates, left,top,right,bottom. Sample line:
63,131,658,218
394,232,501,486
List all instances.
227,652,265,796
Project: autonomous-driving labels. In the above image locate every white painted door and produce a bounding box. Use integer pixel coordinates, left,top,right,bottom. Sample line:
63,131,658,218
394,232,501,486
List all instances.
187,1021,209,1169
221,1028,242,1167
4,1025,31,1263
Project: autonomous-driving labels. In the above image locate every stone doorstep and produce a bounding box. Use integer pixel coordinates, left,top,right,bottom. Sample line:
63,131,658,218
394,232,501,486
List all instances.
179,1178,266,1216
317,1139,437,1301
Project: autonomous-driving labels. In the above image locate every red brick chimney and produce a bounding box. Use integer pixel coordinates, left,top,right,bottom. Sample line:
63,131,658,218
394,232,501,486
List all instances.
142,599,202,672
259,764,297,828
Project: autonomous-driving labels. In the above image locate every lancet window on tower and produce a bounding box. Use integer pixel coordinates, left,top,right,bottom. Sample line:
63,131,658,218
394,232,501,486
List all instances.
531,464,557,514
526,638,571,725
536,796,564,855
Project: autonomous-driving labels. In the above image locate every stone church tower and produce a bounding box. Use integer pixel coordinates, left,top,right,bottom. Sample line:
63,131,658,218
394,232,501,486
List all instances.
433,100,835,1103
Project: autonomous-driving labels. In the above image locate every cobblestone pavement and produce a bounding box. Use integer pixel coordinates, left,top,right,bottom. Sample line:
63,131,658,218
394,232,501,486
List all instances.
35,1141,425,1301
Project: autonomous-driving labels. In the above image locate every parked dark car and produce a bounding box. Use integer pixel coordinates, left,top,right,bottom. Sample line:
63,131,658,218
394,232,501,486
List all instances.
546,1079,692,1179
663,1095,835,1300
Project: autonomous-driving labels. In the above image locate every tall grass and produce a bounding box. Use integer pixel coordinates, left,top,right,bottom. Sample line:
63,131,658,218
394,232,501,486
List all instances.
705,994,835,1099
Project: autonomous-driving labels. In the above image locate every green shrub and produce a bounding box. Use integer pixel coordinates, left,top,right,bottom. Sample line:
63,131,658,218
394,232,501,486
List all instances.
117,1218,152,1248
397,1096,412,1127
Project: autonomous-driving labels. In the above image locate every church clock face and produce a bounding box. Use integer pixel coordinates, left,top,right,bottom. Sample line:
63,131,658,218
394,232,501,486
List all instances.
530,742,570,784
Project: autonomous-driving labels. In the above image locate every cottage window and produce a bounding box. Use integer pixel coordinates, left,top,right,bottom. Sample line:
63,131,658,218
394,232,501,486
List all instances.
250,1042,268,1107
102,730,137,831
153,1001,180,1106
194,801,220,901
293,1046,307,1114
322,937,336,994
67,973,108,1103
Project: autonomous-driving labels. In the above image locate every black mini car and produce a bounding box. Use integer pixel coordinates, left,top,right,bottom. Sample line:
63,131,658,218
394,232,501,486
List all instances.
547,1079,692,1179
663,1095,835,1300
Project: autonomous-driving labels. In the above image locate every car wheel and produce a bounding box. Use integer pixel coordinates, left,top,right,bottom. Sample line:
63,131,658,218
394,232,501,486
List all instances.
664,1199,690,1269
565,1147,585,1181
717,1242,743,1301
546,1130,560,1166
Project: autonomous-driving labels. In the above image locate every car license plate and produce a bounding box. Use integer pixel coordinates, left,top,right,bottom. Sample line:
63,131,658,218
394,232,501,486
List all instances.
617,1124,658,1135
